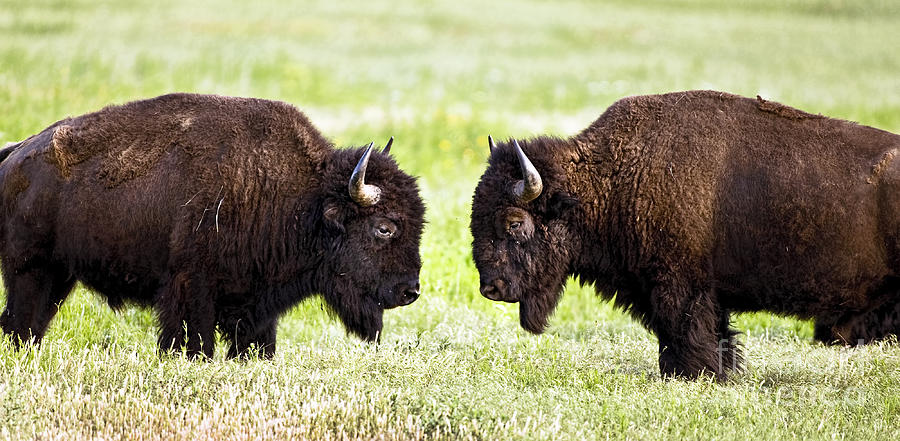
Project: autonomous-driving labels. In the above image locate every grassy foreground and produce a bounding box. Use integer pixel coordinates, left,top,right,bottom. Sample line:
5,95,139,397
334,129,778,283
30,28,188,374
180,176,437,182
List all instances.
1,0,899,439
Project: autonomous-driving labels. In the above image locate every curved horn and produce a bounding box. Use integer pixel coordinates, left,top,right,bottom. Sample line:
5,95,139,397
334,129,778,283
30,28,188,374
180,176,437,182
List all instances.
488,135,496,154
349,142,382,207
511,140,543,203
382,136,394,155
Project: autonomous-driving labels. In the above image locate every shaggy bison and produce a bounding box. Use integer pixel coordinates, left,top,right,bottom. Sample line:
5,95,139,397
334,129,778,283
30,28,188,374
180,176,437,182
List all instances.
0,93,424,358
471,90,900,380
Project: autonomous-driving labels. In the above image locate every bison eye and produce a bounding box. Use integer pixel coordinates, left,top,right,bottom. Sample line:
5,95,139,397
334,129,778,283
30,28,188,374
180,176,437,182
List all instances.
374,224,395,239
508,221,522,231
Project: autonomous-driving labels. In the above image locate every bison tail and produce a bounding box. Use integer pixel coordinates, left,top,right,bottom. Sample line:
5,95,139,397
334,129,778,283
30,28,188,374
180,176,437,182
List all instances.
0,141,23,163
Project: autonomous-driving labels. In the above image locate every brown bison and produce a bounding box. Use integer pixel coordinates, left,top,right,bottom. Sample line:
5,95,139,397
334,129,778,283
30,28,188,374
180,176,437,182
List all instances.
471,90,900,380
0,93,424,358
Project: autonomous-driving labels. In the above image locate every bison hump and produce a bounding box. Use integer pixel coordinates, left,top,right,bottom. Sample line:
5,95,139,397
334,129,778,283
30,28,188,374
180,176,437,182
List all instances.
97,139,168,188
755,96,824,120
44,122,170,188
46,124,81,179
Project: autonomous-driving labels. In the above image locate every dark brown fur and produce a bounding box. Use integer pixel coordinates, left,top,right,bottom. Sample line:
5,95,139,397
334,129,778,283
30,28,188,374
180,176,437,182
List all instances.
0,93,425,358
471,90,900,380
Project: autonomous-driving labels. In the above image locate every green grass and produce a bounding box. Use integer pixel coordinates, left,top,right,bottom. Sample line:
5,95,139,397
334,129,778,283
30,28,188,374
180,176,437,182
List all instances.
2,0,900,439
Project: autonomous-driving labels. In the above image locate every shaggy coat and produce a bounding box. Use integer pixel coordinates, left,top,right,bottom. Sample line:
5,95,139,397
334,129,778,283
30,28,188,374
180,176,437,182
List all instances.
471,90,900,380
0,93,425,358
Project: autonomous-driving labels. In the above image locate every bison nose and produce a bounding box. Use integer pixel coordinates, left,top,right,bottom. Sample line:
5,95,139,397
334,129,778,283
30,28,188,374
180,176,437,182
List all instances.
399,279,420,306
480,283,498,299
480,278,507,301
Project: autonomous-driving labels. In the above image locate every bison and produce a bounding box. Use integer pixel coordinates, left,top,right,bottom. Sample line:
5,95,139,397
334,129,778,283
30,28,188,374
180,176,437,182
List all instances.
0,93,425,358
471,90,900,380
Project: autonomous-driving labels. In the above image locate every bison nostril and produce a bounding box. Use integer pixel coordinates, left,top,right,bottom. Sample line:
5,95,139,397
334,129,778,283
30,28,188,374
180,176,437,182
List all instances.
480,282,499,299
480,278,511,301
400,278,420,305
402,287,419,305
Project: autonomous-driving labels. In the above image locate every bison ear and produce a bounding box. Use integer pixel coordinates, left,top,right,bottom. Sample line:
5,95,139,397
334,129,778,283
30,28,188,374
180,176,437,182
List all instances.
323,203,345,233
547,192,579,220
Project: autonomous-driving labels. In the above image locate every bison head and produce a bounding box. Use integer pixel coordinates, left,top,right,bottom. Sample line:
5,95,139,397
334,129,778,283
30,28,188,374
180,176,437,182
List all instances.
470,137,580,334
315,139,425,341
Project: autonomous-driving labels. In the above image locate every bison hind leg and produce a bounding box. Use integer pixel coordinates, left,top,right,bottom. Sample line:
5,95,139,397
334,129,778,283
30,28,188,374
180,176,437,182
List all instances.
0,261,75,346
816,300,900,346
156,272,216,359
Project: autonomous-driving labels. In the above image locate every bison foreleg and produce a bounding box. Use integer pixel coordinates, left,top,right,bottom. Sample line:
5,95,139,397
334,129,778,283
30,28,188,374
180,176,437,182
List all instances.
649,280,726,381
222,318,277,359
156,272,216,359
715,308,743,373
0,262,75,347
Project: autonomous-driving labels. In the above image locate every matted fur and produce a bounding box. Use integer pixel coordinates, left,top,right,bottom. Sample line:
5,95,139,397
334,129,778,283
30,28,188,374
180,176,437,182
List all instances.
0,93,425,358
471,90,900,380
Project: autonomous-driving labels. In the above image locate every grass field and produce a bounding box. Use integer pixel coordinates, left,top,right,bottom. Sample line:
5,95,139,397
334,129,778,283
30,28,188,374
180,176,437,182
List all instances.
2,0,900,439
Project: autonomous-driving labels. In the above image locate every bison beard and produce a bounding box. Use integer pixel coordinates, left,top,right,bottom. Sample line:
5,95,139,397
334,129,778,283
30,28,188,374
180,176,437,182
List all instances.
0,93,424,358
472,90,900,381
519,289,562,334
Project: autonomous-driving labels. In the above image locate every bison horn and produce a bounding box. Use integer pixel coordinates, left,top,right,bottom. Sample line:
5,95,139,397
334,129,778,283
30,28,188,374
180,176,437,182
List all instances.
349,142,382,207
512,140,543,203
488,135,496,154
382,136,394,155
